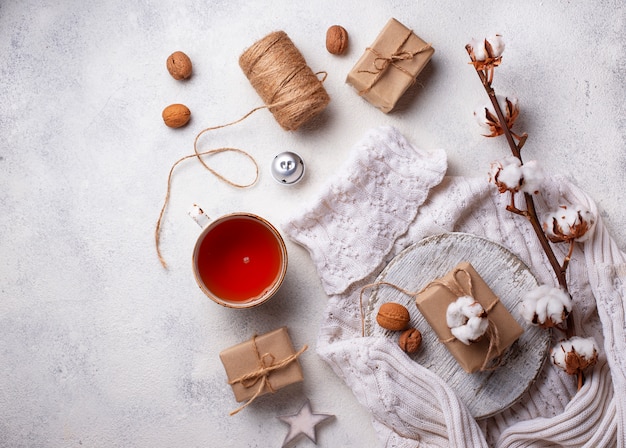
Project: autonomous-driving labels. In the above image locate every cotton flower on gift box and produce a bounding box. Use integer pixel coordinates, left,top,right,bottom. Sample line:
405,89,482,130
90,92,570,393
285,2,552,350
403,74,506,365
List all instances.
446,295,489,345
415,261,524,373
467,34,600,389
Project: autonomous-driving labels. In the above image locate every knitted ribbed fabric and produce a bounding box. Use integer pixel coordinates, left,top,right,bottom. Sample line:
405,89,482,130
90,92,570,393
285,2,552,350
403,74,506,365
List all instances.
283,126,626,447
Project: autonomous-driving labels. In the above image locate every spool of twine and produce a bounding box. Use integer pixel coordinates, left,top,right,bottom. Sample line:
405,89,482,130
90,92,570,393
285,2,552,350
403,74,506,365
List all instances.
239,30,330,131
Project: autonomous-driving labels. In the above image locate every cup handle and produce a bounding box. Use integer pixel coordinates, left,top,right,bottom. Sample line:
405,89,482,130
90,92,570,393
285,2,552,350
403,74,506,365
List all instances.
188,203,211,228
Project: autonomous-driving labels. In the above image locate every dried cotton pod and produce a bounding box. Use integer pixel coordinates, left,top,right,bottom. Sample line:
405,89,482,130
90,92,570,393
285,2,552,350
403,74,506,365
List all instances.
474,95,519,137
519,285,572,328
489,156,544,194
446,296,488,345
542,204,597,243
468,35,505,61
466,35,505,75
551,337,598,375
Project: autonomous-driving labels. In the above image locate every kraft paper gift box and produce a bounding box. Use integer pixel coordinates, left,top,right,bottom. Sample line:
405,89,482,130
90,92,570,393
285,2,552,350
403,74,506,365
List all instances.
415,261,524,373
219,327,306,403
346,17,435,113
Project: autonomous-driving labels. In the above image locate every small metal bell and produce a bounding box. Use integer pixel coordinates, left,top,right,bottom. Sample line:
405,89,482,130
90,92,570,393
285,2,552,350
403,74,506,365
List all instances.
271,151,305,185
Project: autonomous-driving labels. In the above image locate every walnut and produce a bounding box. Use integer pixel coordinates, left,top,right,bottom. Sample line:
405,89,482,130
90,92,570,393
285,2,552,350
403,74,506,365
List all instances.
376,302,410,331
166,51,192,80
325,25,348,55
162,103,191,128
398,328,422,353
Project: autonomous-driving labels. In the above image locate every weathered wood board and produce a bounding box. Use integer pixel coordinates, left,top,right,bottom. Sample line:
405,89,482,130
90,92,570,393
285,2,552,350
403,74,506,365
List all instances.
364,232,551,419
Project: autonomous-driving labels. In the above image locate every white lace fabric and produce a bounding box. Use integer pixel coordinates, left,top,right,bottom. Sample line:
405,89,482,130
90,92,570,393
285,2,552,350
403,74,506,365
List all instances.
283,126,626,447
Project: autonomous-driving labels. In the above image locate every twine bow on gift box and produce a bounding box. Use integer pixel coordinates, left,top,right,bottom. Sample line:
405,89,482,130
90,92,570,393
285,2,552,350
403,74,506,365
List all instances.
228,335,308,416
357,28,432,95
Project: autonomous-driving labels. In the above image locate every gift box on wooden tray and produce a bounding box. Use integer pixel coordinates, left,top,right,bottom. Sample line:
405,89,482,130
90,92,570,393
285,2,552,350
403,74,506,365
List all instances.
415,261,524,373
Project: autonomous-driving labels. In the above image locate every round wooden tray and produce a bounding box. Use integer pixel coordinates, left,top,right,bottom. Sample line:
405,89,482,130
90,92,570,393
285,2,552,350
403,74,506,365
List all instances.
363,232,551,419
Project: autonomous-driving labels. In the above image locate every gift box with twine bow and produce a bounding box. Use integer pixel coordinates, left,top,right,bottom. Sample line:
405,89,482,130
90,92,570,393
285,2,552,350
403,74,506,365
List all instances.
346,17,435,113
219,327,307,415
415,261,524,373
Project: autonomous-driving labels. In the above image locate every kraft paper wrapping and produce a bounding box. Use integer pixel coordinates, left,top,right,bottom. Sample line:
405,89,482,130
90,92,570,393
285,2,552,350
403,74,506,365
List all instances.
415,261,524,373
346,18,434,113
219,327,305,403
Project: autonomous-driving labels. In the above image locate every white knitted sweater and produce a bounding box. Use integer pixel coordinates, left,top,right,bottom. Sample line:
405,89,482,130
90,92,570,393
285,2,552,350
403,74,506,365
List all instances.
284,126,626,447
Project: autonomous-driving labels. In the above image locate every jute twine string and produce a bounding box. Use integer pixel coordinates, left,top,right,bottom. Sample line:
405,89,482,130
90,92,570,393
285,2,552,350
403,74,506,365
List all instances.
229,335,308,416
359,268,502,371
358,27,432,95
239,30,330,131
156,31,330,268
154,109,262,269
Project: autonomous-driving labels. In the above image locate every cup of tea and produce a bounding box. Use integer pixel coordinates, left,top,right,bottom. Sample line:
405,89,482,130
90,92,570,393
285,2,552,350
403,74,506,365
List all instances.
189,205,288,308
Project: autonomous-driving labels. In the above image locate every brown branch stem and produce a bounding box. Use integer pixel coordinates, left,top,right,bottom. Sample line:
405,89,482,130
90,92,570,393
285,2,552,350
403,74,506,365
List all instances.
562,240,575,273
468,48,573,339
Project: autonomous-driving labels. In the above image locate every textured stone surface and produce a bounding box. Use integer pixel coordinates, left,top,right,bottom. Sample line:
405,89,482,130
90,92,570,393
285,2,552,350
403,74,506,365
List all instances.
0,1,623,446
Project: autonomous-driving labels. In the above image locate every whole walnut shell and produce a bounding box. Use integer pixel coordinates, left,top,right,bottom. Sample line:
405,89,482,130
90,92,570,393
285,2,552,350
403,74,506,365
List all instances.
166,51,192,80
325,25,348,55
162,103,191,128
398,328,422,353
376,302,410,331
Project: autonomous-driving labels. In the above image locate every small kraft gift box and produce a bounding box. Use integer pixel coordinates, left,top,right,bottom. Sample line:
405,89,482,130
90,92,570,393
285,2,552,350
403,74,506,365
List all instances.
346,17,435,113
415,261,524,373
219,327,307,414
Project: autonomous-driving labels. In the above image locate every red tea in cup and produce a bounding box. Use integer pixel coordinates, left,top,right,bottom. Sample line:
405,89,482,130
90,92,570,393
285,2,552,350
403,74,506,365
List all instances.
192,213,287,308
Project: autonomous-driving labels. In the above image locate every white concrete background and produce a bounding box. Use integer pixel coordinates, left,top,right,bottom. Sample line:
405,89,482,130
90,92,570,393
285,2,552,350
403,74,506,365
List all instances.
0,1,624,447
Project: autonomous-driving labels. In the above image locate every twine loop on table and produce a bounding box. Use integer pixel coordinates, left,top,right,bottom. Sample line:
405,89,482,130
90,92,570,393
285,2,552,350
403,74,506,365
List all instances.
229,335,308,416
154,111,261,269
357,27,432,95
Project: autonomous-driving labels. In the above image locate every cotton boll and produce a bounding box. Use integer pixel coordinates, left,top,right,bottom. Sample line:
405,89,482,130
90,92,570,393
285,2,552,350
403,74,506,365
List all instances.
468,35,505,61
519,295,538,324
487,35,505,58
556,208,579,231
476,96,518,125
446,295,474,328
469,38,488,61
551,336,599,375
475,105,492,130
489,156,525,193
497,163,524,190
461,299,487,319
542,205,597,243
572,337,597,359
447,296,488,345
475,96,519,138
545,295,569,323
498,95,517,113
519,285,571,327
520,160,544,194
451,316,489,345
573,205,597,242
